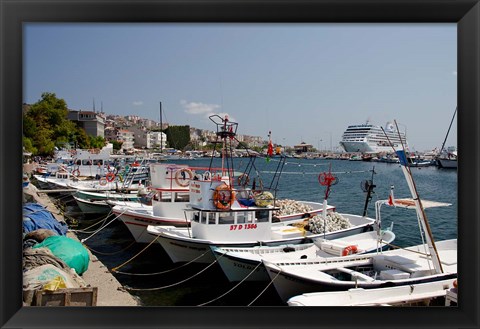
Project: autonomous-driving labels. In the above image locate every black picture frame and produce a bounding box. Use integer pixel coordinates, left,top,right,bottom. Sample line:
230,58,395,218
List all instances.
1,0,478,328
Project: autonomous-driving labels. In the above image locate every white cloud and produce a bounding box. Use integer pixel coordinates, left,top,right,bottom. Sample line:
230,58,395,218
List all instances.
181,100,236,123
181,100,220,115
133,101,143,106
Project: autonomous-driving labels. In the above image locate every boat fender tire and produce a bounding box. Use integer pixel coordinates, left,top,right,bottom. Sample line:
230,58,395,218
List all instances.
213,184,236,210
175,168,193,187
106,172,116,182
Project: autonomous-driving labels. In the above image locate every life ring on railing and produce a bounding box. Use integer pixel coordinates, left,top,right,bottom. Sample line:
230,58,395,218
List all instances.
342,245,358,256
237,173,250,186
106,172,116,182
72,169,80,177
132,161,140,167
175,168,193,187
203,171,211,181
213,184,236,210
99,177,108,186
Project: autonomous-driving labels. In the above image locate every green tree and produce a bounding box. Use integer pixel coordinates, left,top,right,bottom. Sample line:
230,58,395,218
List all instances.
23,92,87,156
164,125,190,150
111,140,123,151
88,135,106,149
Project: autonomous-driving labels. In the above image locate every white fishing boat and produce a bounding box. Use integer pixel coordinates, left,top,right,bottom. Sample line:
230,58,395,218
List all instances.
212,229,395,282
263,148,457,303
110,163,207,243
33,169,73,190
340,121,408,153
147,115,375,264
73,189,145,215
66,165,149,192
54,143,113,178
287,278,457,306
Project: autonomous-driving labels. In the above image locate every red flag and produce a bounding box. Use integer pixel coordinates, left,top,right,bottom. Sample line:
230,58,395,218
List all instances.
267,140,273,157
388,188,395,206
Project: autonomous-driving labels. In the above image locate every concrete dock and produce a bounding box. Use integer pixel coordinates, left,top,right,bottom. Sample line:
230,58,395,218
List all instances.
22,169,140,306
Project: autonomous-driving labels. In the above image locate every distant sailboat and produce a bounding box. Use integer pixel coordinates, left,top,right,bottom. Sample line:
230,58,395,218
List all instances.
436,107,457,169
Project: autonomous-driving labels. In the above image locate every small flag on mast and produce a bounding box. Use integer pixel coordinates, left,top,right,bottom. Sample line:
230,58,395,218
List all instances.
266,131,273,162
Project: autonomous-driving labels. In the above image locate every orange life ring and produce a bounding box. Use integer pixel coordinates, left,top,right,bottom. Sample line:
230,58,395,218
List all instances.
175,168,193,187
106,172,115,182
72,169,80,177
132,161,140,167
99,177,108,186
342,245,358,256
213,184,236,210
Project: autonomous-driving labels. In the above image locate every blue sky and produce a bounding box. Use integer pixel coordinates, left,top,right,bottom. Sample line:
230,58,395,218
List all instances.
24,23,457,152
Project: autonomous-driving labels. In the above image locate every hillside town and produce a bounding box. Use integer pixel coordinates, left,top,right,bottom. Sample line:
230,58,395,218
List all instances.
23,103,274,156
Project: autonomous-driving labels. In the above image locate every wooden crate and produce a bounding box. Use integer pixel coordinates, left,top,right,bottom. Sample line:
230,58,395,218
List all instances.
35,287,98,306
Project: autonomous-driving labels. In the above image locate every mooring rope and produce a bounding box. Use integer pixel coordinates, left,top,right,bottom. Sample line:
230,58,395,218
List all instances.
83,240,137,256
110,234,161,272
79,208,126,243
123,254,222,292
197,261,262,306
247,268,281,306
113,248,213,276
68,209,114,234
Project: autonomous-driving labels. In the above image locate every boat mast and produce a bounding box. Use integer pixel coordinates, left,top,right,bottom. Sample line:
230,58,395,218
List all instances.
159,102,163,154
392,121,444,274
439,106,457,154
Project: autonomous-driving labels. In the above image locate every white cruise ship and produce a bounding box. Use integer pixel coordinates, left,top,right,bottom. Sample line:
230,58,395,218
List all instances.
339,121,408,153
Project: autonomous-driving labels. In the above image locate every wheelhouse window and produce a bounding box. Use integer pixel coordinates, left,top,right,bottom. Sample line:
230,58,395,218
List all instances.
255,210,270,223
218,212,235,224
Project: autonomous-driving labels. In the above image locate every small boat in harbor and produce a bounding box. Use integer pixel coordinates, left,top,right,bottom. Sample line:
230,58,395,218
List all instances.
287,278,457,306
436,107,457,169
72,189,145,215
212,228,395,282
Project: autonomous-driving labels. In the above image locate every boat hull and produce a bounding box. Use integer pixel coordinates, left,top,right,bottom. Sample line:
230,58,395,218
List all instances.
437,158,457,169
149,215,374,264
264,239,457,302
213,230,395,282
287,278,457,306
114,207,190,243
73,195,112,215
265,263,457,302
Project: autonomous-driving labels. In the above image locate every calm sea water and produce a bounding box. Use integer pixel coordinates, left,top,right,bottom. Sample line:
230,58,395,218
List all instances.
70,157,457,306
